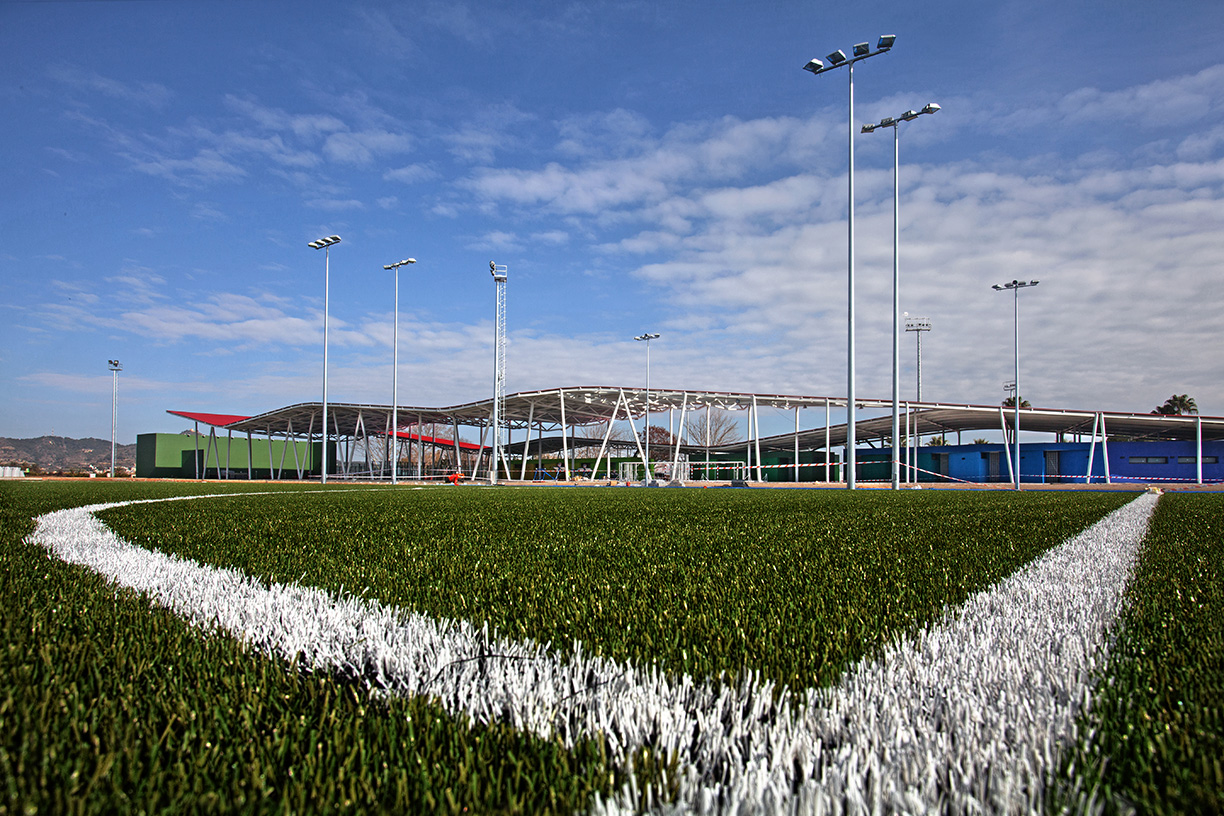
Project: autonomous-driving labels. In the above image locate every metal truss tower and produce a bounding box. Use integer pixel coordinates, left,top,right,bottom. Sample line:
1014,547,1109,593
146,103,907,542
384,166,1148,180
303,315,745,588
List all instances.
490,261,508,483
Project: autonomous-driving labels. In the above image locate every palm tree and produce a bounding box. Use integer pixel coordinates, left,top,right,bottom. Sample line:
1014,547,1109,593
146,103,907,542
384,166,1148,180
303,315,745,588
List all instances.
1152,394,1198,416
1001,396,1031,408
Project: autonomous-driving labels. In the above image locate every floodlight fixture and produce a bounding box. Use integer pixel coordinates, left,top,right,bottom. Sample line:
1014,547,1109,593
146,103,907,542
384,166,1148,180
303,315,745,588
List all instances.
861,101,941,489
801,35,896,489
108,359,122,478
384,256,417,484
994,278,1041,490
309,233,342,483
634,333,661,481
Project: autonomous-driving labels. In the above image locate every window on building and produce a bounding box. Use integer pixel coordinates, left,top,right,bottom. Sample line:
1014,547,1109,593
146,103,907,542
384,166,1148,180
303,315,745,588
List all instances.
1128,456,1169,465
1177,456,1219,464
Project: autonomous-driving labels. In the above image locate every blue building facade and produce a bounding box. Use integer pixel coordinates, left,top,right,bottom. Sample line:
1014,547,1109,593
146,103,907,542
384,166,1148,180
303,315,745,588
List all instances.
878,439,1222,485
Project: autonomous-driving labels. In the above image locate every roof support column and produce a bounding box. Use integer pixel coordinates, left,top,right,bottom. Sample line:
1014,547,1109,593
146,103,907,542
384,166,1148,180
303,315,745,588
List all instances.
825,398,831,482
753,395,763,482
267,428,274,481
624,388,649,480
559,389,569,481
592,392,623,481
794,407,800,482
452,415,463,478
194,421,200,480
1197,414,1203,485
1085,412,1099,484
670,393,688,480
1000,406,1015,486
303,412,314,480
520,402,535,481
416,413,423,480
470,424,486,479
704,407,711,481
246,431,252,481
1100,414,1111,485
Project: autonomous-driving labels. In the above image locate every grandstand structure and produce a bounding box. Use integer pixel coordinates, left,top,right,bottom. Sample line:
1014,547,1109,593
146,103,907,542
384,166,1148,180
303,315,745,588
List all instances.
136,386,1224,486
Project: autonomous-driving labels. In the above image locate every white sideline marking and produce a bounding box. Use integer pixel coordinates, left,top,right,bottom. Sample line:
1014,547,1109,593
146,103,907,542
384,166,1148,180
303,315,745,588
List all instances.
30,492,1156,814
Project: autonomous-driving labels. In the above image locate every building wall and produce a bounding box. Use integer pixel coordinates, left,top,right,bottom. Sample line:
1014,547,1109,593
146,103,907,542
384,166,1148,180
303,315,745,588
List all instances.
136,433,321,479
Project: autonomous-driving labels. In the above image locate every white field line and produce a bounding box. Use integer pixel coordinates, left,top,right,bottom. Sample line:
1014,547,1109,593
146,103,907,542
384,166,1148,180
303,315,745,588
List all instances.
29,492,1156,815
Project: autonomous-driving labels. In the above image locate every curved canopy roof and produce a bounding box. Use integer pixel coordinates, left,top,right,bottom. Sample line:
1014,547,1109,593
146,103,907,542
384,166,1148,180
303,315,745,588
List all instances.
172,386,1224,451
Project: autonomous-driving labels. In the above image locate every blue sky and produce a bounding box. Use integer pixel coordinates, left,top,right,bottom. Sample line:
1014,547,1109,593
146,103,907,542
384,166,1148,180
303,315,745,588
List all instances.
3,0,1223,442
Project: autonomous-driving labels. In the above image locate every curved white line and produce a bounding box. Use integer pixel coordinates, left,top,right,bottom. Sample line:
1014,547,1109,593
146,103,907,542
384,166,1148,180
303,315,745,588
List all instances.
30,492,1156,814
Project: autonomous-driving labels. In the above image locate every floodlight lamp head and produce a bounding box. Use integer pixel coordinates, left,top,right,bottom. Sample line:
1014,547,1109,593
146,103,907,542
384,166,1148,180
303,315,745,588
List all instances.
826,49,847,65
880,116,896,128
804,58,824,73
406,258,416,264
861,123,877,133
853,42,870,57
992,284,1005,291
921,102,941,115
900,110,919,121
308,234,341,249
490,260,496,271
877,34,896,50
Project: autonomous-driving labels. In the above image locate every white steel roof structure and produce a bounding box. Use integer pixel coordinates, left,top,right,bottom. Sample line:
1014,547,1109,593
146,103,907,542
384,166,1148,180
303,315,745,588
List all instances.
197,386,1222,450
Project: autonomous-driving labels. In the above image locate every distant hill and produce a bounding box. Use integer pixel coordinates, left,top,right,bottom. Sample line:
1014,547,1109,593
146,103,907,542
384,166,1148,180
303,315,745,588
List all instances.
0,436,138,475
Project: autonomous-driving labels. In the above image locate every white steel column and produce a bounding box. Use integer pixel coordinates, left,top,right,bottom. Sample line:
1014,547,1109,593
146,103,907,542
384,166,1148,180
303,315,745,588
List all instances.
520,402,535,480
670,393,688,478
1000,406,1015,486
592,394,623,481
416,413,423,480
1085,412,1099,484
1100,414,1112,484
559,389,569,481
622,388,649,478
1197,414,1203,485
753,396,763,481
704,407,711,481
825,398,831,482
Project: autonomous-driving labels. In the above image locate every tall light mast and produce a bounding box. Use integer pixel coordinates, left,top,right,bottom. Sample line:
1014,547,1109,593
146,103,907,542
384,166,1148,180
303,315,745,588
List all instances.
490,261,508,483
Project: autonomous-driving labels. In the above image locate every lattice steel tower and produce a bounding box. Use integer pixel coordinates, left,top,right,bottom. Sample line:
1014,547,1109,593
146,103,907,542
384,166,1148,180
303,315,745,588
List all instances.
490,261,508,483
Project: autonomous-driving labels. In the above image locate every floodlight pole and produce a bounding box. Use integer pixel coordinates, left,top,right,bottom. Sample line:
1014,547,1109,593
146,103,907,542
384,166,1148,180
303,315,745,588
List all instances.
905,315,932,401
993,279,1039,490
490,261,508,484
308,234,341,484
384,258,416,484
804,35,895,489
635,332,660,481
863,103,940,489
108,359,122,477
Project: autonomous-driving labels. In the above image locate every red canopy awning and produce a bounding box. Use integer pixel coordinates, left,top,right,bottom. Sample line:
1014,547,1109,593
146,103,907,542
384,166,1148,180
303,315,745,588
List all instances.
168,410,251,428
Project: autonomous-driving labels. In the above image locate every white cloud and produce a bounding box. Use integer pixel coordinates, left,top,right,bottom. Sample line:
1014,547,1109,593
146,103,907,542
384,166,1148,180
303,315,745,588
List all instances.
322,130,413,165
305,198,366,211
383,163,438,184
50,65,172,107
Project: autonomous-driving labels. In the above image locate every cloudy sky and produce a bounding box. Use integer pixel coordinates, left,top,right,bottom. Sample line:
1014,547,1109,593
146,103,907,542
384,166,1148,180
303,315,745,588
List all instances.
3,0,1222,442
